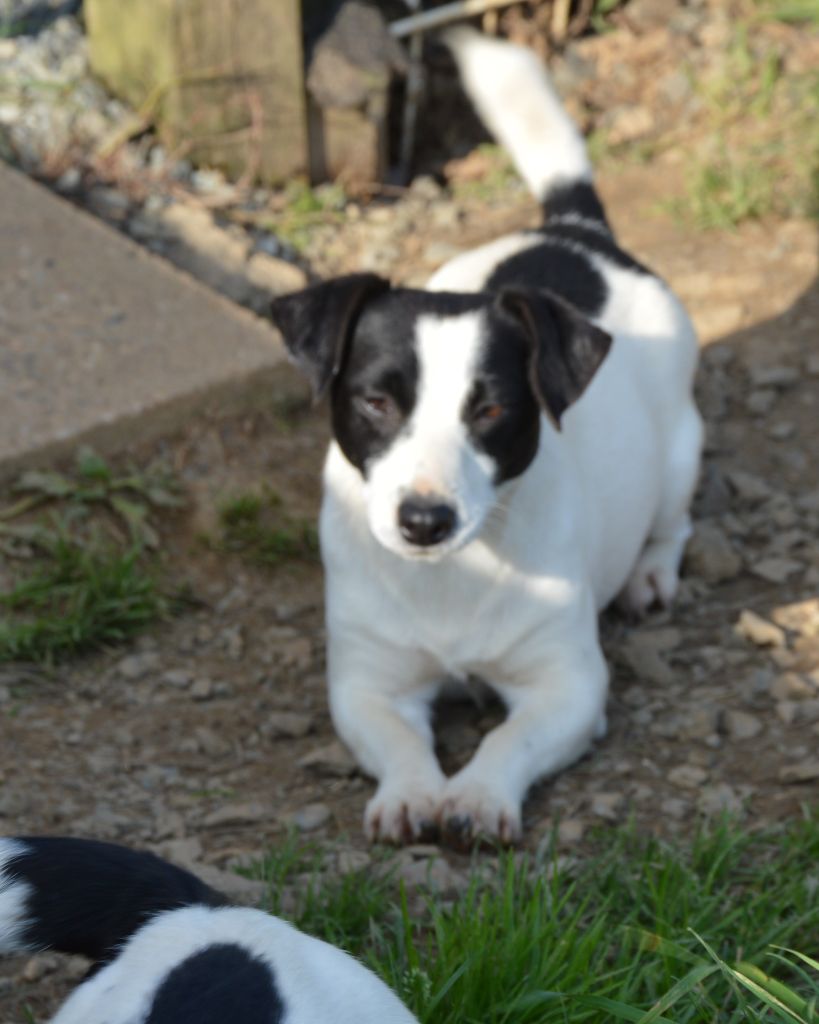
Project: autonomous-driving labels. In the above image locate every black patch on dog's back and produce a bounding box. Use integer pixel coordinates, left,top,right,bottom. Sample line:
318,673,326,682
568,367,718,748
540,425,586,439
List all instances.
7,837,226,963
485,241,607,318
538,222,651,275
146,944,285,1023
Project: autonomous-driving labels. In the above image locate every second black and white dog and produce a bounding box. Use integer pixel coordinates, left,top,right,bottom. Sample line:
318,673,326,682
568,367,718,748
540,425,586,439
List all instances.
0,836,418,1023
270,29,703,845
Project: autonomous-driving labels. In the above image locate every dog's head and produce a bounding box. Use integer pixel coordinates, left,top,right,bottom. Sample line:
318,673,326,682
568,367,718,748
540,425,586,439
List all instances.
271,274,611,561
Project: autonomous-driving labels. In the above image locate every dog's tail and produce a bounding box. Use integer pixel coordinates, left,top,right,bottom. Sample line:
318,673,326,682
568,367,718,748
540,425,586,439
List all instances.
0,836,228,964
443,27,609,229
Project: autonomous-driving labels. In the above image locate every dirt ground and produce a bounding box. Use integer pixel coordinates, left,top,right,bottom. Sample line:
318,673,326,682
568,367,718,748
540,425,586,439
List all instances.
2,17,819,1024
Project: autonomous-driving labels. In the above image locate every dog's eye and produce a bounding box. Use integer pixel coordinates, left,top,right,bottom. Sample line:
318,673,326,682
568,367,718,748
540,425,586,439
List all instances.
474,403,504,424
359,394,392,418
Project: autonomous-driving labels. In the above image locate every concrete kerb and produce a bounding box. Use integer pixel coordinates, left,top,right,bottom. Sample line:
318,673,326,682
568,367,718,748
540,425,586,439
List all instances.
0,161,305,483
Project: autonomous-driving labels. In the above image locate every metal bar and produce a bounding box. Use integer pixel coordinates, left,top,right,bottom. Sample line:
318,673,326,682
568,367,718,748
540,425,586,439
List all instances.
390,0,517,38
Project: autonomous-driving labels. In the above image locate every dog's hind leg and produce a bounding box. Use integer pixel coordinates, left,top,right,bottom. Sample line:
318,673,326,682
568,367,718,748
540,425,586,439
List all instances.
620,401,704,615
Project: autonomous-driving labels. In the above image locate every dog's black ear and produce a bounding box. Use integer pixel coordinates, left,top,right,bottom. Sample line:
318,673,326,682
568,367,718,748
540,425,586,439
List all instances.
270,273,390,400
498,287,612,428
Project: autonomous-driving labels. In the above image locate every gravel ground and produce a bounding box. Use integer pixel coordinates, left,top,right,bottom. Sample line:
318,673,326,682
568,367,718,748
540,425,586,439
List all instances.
1,0,819,1018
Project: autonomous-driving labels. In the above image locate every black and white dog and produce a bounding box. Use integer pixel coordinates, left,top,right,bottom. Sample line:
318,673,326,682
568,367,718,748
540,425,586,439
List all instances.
270,30,703,845
0,836,418,1023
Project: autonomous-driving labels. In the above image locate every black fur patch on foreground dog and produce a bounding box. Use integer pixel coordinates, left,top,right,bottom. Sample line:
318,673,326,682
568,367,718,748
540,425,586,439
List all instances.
0,836,418,1024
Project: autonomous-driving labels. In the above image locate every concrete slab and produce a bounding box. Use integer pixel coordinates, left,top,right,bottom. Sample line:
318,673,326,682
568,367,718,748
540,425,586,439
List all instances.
0,161,299,481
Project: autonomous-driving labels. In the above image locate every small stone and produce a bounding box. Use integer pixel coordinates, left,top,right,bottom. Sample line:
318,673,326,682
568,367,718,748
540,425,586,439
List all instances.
746,388,776,416
202,801,268,828
279,637,313,670
162,669,192,689
750,557,803,584
668,764,709,788
776,700,799,726
726,470,772,504
735,610,786,648
779,761,819,784
660,797,688,819
771,599,819,637
117,652,160,681
262,711,315,740
192,863,268,904
395,855,468,895
684,522,742,583
590,792,624,821
194,726,231,758
748,364,799,389
723,709,762,740
557,818,585,844
298,741,357,778
768,421,796,441
770,673,814,700
621,632,676,686
698,783,744,816
21,954,60,983
287,802,331,832
681,705,723,740
190,677,214,701
336,849,372,873
0,685,9,704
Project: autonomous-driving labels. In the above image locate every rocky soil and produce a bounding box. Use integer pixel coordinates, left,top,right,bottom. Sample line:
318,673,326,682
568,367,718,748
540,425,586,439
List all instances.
1,0,819,1019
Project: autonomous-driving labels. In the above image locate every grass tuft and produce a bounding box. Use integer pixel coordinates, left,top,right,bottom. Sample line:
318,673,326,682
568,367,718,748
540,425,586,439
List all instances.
0,449,184,664
216,487,318,566
248,818,819,1023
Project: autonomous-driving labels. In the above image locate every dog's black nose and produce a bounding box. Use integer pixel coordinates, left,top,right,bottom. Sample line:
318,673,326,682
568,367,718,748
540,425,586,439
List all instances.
398,498,457,547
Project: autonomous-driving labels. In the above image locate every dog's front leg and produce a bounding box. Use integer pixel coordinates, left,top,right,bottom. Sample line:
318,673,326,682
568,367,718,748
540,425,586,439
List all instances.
328,637,446,843
438,640,608,846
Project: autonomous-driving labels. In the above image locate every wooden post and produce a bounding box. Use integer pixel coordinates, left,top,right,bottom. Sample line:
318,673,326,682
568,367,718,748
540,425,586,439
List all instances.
85,0,309,185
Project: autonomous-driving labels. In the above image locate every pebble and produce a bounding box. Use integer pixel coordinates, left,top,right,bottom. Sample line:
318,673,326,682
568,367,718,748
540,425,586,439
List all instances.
668,764,709,788
161,668,193,689
190,677,214,701
116,652,160,681
298,741,357,778
723,709,762,740
557,818,585,844
684,522,742,583
735,610,786,648
779,761,819,784
750,557,803,584
748,364,800,389
770,672,814,700
287,802,331,832
698,783,744,816
590,791,624,821
202,801,268,828
261,711,315,740
746,388,776,416
726,469,772,504
21,953,60,983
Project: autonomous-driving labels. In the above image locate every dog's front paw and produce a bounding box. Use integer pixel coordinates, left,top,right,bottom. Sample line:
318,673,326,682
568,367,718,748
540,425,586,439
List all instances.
438,776,521,850
365,776,444,844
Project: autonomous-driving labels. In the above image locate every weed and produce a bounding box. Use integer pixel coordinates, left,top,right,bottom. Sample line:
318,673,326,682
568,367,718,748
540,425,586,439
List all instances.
0,531,167,663
668,19,819,228
755,0,819,24
248,818,819,1023
216,487,318,566
264,180,348,254
0,449,184,663
450,143,520,203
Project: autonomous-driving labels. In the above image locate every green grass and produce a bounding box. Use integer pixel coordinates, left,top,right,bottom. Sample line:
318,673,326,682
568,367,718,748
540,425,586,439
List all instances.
667,17,819,229
0,533,166,662
755,0,819,24
216,487,318,566
0,448,183,664
249,818,819,1023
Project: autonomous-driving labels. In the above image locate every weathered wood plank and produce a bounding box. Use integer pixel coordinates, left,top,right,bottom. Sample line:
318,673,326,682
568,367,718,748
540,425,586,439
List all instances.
86,0,308,185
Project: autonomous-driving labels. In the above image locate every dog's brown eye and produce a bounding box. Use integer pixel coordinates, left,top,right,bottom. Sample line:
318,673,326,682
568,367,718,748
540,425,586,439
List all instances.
475,403,503,424
360,395,390,417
